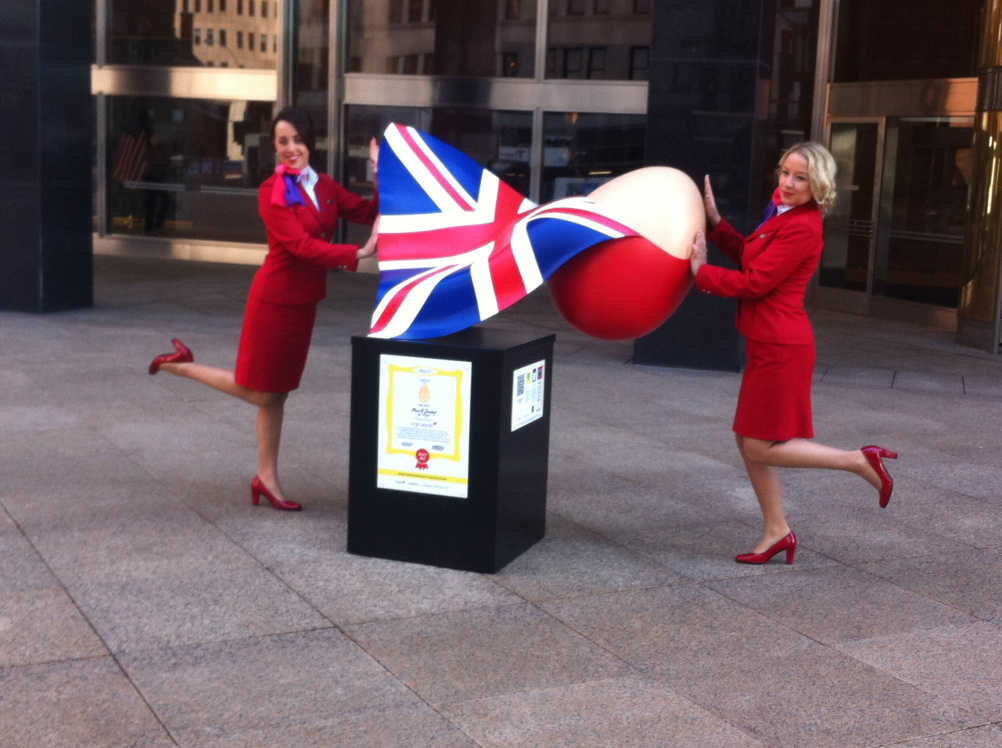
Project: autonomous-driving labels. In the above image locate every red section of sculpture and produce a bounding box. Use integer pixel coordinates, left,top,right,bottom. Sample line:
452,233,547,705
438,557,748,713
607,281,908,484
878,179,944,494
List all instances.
549,236,693,340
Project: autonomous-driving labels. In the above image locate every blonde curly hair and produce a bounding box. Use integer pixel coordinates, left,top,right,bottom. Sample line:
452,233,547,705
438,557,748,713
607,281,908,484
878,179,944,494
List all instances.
777,142,837,215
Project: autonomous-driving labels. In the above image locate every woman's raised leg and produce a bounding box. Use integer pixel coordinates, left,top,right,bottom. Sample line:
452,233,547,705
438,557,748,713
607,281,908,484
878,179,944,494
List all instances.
738,437,883,490
159,360,275,407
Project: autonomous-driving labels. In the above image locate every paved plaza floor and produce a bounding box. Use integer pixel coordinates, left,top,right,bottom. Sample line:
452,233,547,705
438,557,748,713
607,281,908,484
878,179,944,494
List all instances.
2,255,1002,747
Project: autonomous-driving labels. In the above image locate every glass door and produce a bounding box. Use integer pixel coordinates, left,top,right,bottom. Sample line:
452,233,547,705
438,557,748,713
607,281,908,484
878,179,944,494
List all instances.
813,119,885,314
873,117,973,309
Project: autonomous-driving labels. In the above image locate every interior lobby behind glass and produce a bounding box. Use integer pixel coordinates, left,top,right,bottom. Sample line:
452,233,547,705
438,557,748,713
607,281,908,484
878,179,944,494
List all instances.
106,96,275,243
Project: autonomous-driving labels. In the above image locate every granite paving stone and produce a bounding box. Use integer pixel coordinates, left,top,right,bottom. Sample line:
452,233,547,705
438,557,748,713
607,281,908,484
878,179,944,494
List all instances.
67,565,332,653
892,370,966,394
546,453,762,542
210,499,351,564
0,512,55,592
614,519,839,581
2,484,207,540
439,676,765,748
889,725,1002,747
856,552,1002,621
273,552,522,624
894,445,1002,502
963,374,1002,397
118,630,421,745
819,365,896,388
24,508,261,585
0,428,164,495
838,622,1002,721
708,565,977,644
895,479,1002,549
0,657,175,747
0,404,82,431
490,514,691,601
540,585,978,747
784,489,963,565
189,705,481,748
0,588,108,667
344,603,636,705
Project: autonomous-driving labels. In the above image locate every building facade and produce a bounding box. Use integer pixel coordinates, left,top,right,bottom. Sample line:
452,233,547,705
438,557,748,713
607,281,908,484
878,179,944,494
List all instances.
6,1,999,352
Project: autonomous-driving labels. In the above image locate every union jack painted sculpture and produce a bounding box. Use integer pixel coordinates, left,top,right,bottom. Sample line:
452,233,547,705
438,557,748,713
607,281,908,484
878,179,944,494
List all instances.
369,123,702,341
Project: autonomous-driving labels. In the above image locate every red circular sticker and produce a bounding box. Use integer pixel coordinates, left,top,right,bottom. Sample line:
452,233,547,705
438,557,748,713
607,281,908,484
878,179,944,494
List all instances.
415,448,430,470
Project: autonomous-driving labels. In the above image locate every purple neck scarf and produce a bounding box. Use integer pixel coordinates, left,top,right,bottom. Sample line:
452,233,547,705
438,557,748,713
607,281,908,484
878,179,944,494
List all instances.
271,165,305,208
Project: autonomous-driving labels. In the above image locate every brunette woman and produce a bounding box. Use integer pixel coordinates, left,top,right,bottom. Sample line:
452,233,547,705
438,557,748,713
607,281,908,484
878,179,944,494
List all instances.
690,142,897,564
149,106,379,511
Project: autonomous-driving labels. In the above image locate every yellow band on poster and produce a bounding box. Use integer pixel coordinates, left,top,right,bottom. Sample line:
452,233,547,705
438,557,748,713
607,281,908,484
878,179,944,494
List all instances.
377,469,469,485
384,363,465,463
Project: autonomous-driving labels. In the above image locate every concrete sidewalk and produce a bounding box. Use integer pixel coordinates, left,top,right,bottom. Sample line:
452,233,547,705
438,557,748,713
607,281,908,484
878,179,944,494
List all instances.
2,254,1002,747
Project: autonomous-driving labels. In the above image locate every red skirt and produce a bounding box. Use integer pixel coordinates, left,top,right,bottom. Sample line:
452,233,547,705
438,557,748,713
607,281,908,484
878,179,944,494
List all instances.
235,298,317,393
733,338,815,441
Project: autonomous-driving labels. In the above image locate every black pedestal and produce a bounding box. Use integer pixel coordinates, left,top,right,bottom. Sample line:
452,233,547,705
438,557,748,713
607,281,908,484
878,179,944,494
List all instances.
348,328,554,573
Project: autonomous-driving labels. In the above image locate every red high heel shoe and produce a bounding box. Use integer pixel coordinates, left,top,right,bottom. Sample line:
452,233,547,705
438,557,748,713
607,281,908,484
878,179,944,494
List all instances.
148,338,194,375
251,475,301,511
736,531,797,565
862,445,897,508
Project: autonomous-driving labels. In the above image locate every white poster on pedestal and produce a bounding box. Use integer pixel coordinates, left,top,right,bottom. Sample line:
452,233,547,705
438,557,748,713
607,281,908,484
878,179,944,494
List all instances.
511,359,545,431
376,353,472,498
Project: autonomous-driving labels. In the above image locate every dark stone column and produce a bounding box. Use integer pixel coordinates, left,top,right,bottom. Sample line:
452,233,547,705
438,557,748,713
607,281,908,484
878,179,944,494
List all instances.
635,0,776,371
0,0,93,312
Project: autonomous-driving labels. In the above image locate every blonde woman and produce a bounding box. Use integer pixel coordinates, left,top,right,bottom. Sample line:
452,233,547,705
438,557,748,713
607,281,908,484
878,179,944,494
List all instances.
690,142,897,564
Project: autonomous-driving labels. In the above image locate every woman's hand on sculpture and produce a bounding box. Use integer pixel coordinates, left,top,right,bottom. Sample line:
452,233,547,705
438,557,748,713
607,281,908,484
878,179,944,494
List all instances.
357,216,380,260
370,137,380,179
690,230,708,276
703,175,721,229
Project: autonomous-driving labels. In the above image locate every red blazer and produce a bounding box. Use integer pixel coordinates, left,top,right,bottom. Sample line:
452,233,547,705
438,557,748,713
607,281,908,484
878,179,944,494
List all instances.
251,173,379,305
695,202,823,344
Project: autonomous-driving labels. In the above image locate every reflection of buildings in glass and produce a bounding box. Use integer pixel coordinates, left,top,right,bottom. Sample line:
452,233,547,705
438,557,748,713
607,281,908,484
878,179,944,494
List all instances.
546,0,651,80
176,0,278,68
347,0,649,79
111,0,199,65
542,112,646,201
769,3,815,142
498,0,537,77
349,0,436,74
299,0,331,91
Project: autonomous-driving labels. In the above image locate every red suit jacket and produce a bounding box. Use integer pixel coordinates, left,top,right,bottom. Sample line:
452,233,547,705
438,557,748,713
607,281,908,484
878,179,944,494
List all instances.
252,172,379,306
694,202,823,344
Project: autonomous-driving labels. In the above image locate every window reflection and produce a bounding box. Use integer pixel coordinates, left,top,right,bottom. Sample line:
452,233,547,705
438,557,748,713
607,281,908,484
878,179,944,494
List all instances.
834,0,978,82
107,97,275,242
299,0,330,92
345,105,533,243
542,112,645,202
347,0,537,78
547,0,651,79
109,0,277,68
758,0,819,208
296,0,331,172
347,105,533,196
